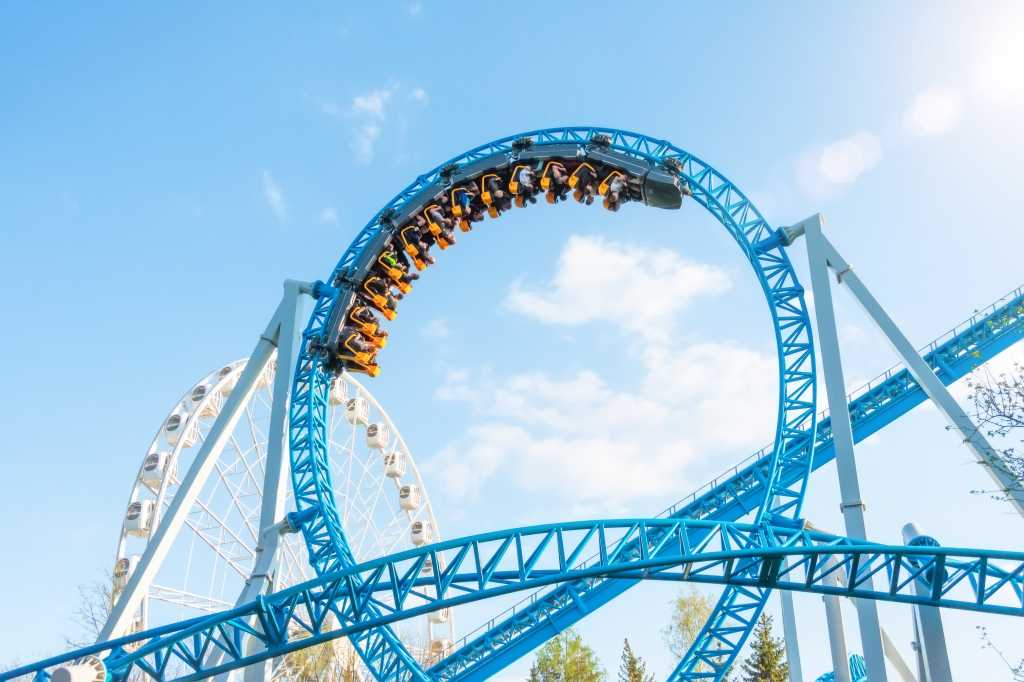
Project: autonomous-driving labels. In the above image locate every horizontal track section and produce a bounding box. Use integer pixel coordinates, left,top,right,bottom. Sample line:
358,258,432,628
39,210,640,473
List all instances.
433,285,1024,680
9,519,1023,682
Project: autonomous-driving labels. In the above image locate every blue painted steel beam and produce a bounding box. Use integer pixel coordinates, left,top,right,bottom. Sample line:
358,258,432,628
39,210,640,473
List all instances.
8,519,1023,682
287,126,819,680
435,286,1024,680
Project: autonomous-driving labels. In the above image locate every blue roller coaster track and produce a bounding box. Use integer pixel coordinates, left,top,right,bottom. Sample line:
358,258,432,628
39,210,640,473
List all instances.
7,127,1023,682
9,518,1024,681
289,126,817,681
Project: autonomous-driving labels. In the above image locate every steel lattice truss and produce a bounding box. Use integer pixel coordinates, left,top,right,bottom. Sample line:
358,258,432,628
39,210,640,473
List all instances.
9,126,1024,682
288,126,818,680
434,287,1024,680
8,519,1023,682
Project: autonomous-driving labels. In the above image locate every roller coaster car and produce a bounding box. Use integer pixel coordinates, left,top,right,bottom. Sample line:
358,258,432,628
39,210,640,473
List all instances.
539,160,569,190
342,357,380,377
480,173,512,217
597,170,625,197
361,280,398,320
450,186,476,218
422,206,455,250
375,259,414,294
399,226,430,270
348,305,380,333
423,205,450,236
585,148,686,210
509,164,539,208
568,162,598,204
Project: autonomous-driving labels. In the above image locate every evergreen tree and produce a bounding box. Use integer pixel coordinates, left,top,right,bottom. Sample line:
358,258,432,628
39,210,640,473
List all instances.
739,614,788,682
528,662,542,682
617,639,654,682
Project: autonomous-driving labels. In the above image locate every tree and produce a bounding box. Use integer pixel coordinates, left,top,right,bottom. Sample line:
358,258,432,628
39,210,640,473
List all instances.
739,614,788,682
617,639,654,682
977,625,1024,681
662,587,713,660
531,629,605,681
966,363,1024,500
66,572,114,647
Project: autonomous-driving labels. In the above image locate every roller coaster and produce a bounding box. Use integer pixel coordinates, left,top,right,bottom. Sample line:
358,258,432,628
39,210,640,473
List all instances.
5,127,1023,682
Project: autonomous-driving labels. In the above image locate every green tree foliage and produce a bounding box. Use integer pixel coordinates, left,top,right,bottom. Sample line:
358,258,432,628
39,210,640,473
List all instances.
617,639,654,682
662,586,713,667
739,614,789,682
529,629,605,681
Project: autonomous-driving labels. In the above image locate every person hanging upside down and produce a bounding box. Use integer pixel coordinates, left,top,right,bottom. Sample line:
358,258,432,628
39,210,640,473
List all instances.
361,276,398,319
541,161,570,203
348,304,386,338
510,165,539,207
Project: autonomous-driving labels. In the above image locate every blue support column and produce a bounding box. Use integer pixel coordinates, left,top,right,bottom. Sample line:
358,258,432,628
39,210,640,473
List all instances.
902,523,953,682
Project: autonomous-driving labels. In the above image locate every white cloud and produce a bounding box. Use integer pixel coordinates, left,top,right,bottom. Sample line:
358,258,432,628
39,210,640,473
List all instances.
343,84,427,164
423,318,451,340
903,88,963,136
972,14,1024,107
261,170,286,223
818,131,882,184
797,131,882,199
426,236,777,508
352,88,394,119
319,207,338,224
506,235,730,343
429,342,776,506
409,87,429,105
351,122,382,164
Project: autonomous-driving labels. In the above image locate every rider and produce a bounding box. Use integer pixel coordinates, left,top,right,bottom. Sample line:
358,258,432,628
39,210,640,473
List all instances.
541,161,570,203
510,165,539,207
361,275,398,320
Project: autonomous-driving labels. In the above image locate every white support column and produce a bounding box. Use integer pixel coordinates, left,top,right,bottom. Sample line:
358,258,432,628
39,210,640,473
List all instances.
240,280,309,682
778,577,804,682
912,618,928,682
880,628,920,682
822,557,852,682
800,214,889,682
807,230,1024,519
902,523,953,682
99,280,312,643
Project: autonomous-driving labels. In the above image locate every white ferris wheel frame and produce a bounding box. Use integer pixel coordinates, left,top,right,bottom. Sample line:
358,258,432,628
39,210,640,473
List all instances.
101,279,453,679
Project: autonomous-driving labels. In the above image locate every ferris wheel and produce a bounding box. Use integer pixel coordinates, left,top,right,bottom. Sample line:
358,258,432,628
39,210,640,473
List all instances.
110,355,453,678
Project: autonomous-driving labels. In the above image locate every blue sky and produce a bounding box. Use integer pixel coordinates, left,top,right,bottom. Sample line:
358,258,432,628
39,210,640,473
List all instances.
2,1,1024,679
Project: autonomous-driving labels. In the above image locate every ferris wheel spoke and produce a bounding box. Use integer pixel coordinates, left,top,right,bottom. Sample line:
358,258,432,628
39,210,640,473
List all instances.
210,457,261,544
179,516,251,579
186,496,256,562
149,584,233,613
112,364,451,677
228,431,269,506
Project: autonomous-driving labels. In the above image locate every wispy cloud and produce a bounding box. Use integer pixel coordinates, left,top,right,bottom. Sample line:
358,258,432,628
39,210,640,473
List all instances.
971,11,1024,108
409,87,429,105
339,84,427,164
903,87,963,137
426,236,775,508
261,170,286,223
352,88,394,119
796,130,881,200
506,235,730,343
319,206,338,225
423,318,451,340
